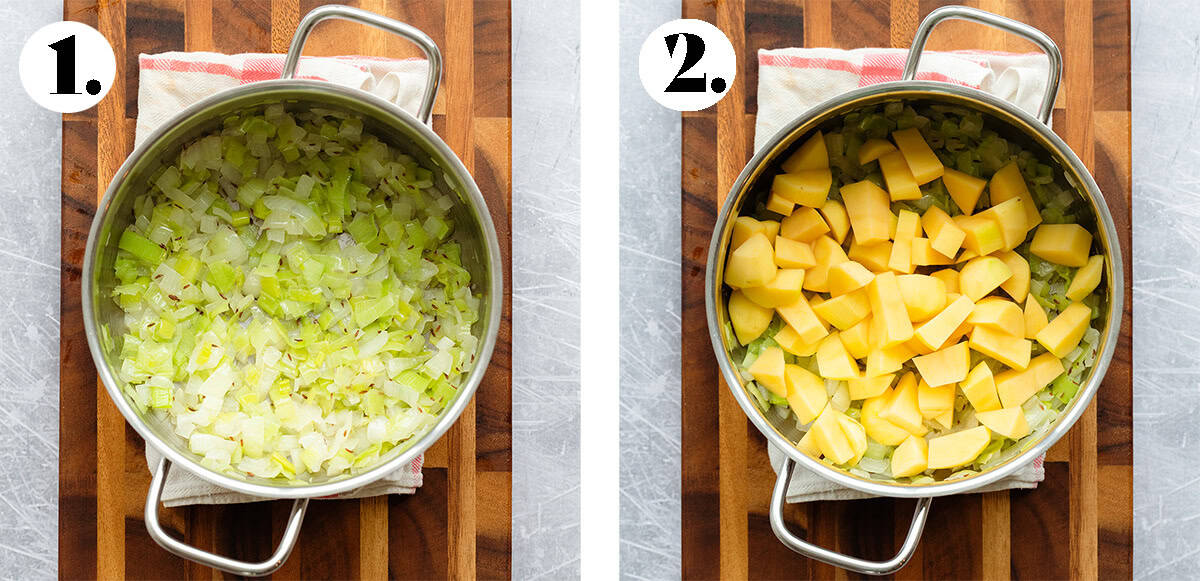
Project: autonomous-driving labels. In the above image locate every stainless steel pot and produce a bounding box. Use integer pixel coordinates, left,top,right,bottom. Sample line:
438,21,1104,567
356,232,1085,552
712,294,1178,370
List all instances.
705,6,1123,576
81,5,502,577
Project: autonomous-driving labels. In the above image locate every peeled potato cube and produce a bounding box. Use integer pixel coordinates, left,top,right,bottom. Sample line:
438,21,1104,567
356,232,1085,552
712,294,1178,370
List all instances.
960,256,1014,302
837,414,869,465
911,238,955,266
742,269,806,308
819,200,851,244
932,409,954,430
888,210,921,274
748,346,787,397
867,271,915,348
892,128,944,184
840,316,872,360
804,235,850,293
976,197,1029,251
866,342,916,377
922,206,967,259
927,426,991,470
774,324,821,357
879,150,922,201
1036,302,1091,358
913,295,975,352
897,274,948,322
931,269,959,294
917,377,956,418
797,428,822,457
975,407,1030,439
943,168,986,215
1027,352,1066,390
968,297,1025,337
913,341,970,388
785,364,829,424
970,326,1032,370
862,392,911,446
841,180,893,245
811,406,856,465
774,238,815,270
773,170,832,208
848,237,892,273
729,291,773,345
892,435,929,477
994,367,1036,409
725,233,777,288
955,214,1006,256
780,207,830,242
827,261,876,296
1024,298,1049,339
731,216,766,250
766,191,795,216
989,162,1042,230
996,250,1030,303
777,294,829,345
879,372,928,436
1030,223,1093,267
858,138,897,165
962,361,1002,412
782,131,829,172
812,290,871,331
848,374,894,400
1066,255,1105,301
816,333,860,380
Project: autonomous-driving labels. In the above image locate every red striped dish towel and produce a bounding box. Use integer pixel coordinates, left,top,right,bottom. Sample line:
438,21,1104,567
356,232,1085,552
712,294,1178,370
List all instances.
137,51,427,506
758,47,1049,502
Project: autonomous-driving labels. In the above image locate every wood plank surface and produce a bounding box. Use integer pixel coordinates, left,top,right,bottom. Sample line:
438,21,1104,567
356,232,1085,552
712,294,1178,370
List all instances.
680,1,1132,579
58,0,512,578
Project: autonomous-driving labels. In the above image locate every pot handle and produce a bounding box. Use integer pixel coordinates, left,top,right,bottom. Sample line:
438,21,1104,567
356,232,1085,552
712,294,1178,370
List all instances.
143,458,310,577
902,5,1061,125
769,457,932,576
280,4,442,124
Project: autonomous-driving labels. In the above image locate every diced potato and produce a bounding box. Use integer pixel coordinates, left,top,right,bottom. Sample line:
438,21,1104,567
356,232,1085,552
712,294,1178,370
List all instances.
955,248,979,264
959,256,1014,302
932,409,954,430
780,207,830,242
897,274,948,322
1066,255,1104,301
892,128,944,184
922,206,967,259
941,320,974,350
797,429,821,457
989,162,1042,230
816,333,860,380
785,364,828,424
848,237,892,273
1036,302,1091,358
819,200,851,244
811,406,857,464
766,191,795,216
762,220,781,244
1024,298,1049,339
866,342,915,377
969,326,1032,370
841,180,893,245
931,269,959,294
903,336,935,357
888,210,921,273
867,271,915,347
862,392,912,445
725,233,777,288
976,197,1029,251
913,341,970,388
803,235,851,293
1027,352,1066,390
777,294,830,345
918,377,956,418
828,261,876,296
994,368,1035,409
857,138,897,165
1030,223,1093,267
747,346,787,396
837,414,869,465
848,374,894,400
914,295,975,352
996,250,1030,303
743,269,806,309
879,150,922,201
955,214,1006,256
962,361,1002,413
968,297,1025,337
879,373,928,436
782,131,829,172
841,316,872,360
729,290,773,345
774,324,821,357
774,237,817,269
891,435,929,477
927,426,991,470
975,407,1030,439
773,170,832,207
731,216,765,250
812,290,871,330
911,238,954,266
943,168,987,215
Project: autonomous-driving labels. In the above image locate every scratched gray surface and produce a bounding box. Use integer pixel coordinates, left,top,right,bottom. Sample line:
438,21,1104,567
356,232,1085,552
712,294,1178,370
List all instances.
619,0,682,579
511,0,582,578
0,0,64,578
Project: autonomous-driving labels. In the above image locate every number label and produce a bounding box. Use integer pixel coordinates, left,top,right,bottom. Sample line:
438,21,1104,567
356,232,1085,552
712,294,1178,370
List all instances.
639,19,737,112
664,33,707,93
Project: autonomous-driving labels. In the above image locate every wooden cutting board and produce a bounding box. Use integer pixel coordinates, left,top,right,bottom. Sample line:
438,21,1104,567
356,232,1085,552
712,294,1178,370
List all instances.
58,0,512,578
680,1,1131,578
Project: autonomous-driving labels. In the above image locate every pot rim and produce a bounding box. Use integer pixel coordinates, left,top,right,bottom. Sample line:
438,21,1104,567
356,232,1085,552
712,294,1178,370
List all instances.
705,80,1124,499
82,78,503,499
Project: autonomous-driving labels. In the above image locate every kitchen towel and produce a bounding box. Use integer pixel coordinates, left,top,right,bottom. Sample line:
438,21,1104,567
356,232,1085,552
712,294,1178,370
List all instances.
137,51,429,507
757,47,1050,503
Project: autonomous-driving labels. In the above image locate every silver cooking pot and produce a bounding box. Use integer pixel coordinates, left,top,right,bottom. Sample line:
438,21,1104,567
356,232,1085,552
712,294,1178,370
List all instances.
705,6,1122,576
81,5,502,576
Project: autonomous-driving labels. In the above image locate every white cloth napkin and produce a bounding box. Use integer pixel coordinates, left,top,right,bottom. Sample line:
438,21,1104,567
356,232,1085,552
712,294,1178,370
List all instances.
756,47,1050,502
136,51,429,506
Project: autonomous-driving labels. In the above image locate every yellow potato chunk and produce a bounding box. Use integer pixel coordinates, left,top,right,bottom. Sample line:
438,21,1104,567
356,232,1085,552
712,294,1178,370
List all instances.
803,235,851,293
943,168,987,215
994,368,1035,410
879,373,928,437
879,150,922,201
848,237,892,273
927,426,992,470
892,128,945,184
888,210,921,274
962,361,1002,412
779,207,830,242
819,200,851,244
742,269,806,309
1027,352,1066,390
812,289,871,330
731,216,765,250
931,269,959,294
816,333,860,380
917,377,956,418
773,170,832,208
1065,255,1105,301
866,342,915,377
1024,297,1049,339
766,191,795,216
976,197,1029,251
774,237,817,269
892,435,930,477
777,294,830,345
857,138,897,165
785,364,828,424
782,131,829,172
989,162,1042,230
914,295,975,352
841,316,872,360
867,271,915,348
996,250,1030,303
897,274,948,322
968,297,1025,337
911,238,954,266
725,233,777,288
797,428,821,457
774,324,821,357
1030,223,1093,267
811,406,856,465
913,341,970,388
841,180,893,245
922,206,967,259
932,409,955,431
975,407,1030,439
862,392,912,446
762,220,781,244
1036,302,1092,358
838,414,869,465
960,256,1014,302
729,290,773,345
955,214,1006,256
748,346,787,396
848,374,894,400
827,261,876,296
969,326,1032,370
